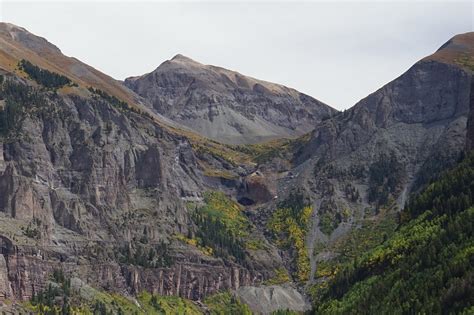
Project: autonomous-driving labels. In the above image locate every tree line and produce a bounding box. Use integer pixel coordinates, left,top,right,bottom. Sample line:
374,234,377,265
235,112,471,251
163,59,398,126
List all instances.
19,59,72,89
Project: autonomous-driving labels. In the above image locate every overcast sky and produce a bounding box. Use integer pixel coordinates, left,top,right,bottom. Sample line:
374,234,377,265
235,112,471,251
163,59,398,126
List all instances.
0,1,472,110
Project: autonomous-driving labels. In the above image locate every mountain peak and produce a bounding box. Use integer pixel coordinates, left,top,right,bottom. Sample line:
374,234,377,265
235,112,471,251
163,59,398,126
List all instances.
125,54,336,144
0,21,62,55
436,32,474,53
171,53,192,61
170,54,201,65
425,32,474,70
0,22,27,33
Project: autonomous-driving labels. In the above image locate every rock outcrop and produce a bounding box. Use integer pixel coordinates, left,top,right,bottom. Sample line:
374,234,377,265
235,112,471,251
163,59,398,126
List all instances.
1,247,269,301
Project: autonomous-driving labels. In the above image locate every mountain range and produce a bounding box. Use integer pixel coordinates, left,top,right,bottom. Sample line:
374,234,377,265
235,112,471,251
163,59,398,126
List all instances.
0,22,472,314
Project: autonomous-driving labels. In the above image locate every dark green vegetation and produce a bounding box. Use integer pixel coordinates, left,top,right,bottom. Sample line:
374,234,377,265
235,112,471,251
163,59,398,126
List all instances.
367,152,404,206
116,240,173,268
0,76,47,136
26,270,251,315
191,191,249,263
22,218,42,239
19,59,73,89
88,87,128,111
88,87,154,119
0,97,21,136
412,152,462,192
0,75,152,138
27,271,203,314
29,269,74,315
318,198,346,236
311,152,474,314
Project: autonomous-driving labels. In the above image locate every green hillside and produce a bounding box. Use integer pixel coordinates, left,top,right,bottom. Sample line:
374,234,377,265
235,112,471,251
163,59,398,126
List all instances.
311,153,474,314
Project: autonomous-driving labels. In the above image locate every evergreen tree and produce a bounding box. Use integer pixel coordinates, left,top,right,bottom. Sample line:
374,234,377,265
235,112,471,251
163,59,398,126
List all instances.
19,59,72,89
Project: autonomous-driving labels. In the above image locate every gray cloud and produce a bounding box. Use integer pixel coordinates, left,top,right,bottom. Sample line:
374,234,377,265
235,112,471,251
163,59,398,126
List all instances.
1,1,472,109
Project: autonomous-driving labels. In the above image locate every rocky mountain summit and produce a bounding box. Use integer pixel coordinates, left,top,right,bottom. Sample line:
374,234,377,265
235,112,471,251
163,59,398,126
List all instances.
0,22,473,313
125,54,336,144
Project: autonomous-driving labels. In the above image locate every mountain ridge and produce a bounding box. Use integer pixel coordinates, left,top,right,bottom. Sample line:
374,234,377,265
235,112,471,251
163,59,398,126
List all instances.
262,32,474,301
0,22,142,107
125,53,337,144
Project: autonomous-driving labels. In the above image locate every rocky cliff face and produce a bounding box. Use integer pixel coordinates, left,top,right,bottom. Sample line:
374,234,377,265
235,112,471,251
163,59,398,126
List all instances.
262,32,474,285
1,245,270,301
125,54,337,144
0,76,286,302
0,24,284,304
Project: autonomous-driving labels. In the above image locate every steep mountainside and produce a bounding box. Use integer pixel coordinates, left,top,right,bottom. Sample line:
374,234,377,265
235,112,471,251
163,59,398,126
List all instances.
0,23,142,108
254,32,474,303
0,23,303,313
312,152,474,313
125,54,336,144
